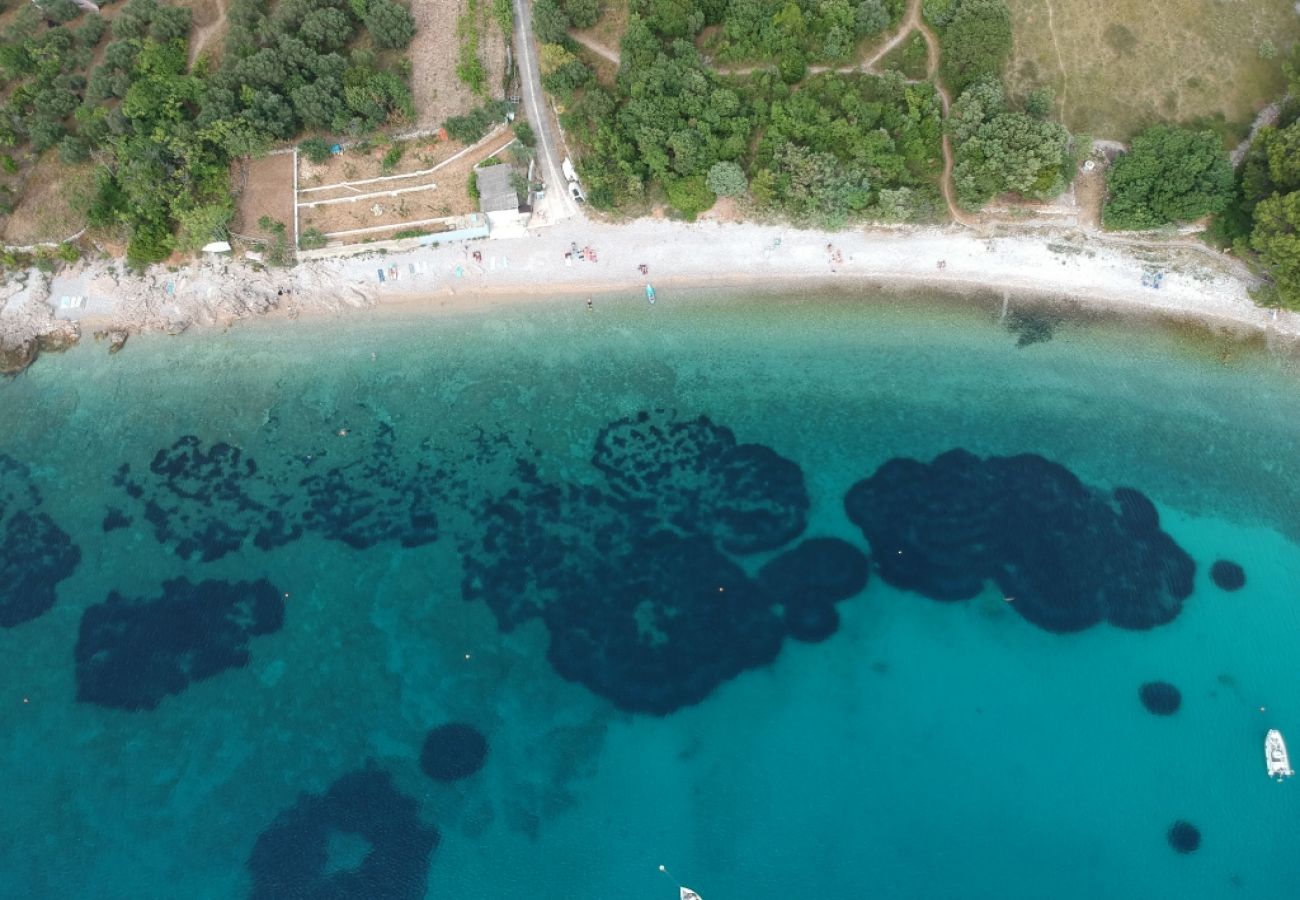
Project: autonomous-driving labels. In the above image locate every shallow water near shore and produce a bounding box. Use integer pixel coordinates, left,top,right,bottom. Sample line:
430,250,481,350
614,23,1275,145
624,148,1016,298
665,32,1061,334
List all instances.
2,290,1300,899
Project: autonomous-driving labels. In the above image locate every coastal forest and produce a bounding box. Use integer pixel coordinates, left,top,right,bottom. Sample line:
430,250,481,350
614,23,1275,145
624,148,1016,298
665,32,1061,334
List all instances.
0,0,416,266
546,0,1079,221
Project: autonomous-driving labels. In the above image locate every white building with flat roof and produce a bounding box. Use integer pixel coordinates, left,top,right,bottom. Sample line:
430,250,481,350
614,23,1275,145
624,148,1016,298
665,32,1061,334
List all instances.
475,164,528,236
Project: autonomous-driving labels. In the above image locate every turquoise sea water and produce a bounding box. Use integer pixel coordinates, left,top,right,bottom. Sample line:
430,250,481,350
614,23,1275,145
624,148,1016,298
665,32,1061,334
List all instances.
2,290,1300,899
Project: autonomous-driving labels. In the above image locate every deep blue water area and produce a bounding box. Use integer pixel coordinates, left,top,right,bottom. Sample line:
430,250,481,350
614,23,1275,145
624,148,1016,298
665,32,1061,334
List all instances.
2,290,1299,899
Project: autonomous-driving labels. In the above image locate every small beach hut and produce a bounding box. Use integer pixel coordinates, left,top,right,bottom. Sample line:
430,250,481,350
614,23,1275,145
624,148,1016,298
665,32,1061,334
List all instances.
474,164,528,234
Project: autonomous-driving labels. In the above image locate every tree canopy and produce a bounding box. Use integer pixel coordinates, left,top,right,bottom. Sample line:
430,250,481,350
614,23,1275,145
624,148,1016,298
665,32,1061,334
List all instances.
1222,112,1300,308
1102,126,1233,230
932,0,1011,93
558,3,943,221
948,77,1071,208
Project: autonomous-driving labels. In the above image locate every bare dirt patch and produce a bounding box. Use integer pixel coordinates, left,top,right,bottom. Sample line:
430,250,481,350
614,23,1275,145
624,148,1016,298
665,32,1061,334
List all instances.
184,0,229,67
573,0,630,53
410,0,510,128
573,44,619,87
232,154,295,239
0,155,95,245
1005,0,1300,141
296,137,466,193
296,128,519,239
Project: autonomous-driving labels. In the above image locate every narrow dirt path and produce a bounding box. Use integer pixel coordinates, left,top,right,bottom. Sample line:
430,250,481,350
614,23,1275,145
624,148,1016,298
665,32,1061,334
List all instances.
862,1,922,69
1043,0,1069,122
909,5,975,227
570,31,621,65
188,0,229,67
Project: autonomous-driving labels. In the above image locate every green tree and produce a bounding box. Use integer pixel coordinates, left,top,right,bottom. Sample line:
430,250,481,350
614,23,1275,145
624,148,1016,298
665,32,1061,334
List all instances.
1102,126,1234,230
149,6,192,43
939,0,1012,93
39,0,80,24
301,8,354,51
706,160,747,196
664,175,716,218
514,119,536,146
948,78,1070,208
292,78,345,129
300,136,333,163
1024,86,1054,119
1250,190,1300,308
533,0,570,43
563,0,601,28
75,15,109,48
176,201,234,251
366,0,416,49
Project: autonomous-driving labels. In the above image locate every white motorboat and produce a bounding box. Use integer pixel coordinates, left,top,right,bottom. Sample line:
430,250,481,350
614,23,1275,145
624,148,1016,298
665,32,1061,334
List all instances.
1265,729,1293,781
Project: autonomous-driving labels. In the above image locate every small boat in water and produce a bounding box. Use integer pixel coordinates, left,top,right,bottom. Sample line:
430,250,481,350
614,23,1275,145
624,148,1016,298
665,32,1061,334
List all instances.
646,283,656,304
659,865,701,899
1266,729,1293,781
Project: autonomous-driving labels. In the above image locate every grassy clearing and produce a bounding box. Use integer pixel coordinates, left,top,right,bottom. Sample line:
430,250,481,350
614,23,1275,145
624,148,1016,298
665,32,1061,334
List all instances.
1004,0,1300,142
0,156,94,246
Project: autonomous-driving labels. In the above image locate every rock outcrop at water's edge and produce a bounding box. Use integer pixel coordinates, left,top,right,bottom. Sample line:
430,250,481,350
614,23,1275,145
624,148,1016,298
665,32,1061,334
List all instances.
0,271,80,375
1,258,379,374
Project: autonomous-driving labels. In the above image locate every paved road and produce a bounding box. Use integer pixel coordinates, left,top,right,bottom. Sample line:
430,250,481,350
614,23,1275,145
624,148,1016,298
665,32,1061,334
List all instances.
512,0,580,223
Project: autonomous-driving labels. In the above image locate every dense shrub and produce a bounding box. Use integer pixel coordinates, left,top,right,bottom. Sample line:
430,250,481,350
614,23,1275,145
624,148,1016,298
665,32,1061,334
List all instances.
706,160,748,197
564,0,601,28
936,0,1011,93
443,100,510,143
533,0,570,43
1103,126,1233,230
299,136,333,163
948,77,1071,208
366,0,416,49
665,175,716,219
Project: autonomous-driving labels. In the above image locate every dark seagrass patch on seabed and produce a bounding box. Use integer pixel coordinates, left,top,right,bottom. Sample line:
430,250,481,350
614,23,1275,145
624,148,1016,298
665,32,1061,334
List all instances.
113,436,300,561
460,409,820,714
113,425,452,560
591,410,810,553
1005,308,1064,347
759,538,871,643
247,763,438,900
1139,680,1181,715
1167,820,1201,854
1210,559,1246,591
844,449,1196,633
420,723,489,782
74,577,285,711
0,452,81,628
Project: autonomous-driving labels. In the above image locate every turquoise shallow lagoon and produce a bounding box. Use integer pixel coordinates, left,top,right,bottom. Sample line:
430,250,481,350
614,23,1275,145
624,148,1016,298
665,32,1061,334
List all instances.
2,290,1299,898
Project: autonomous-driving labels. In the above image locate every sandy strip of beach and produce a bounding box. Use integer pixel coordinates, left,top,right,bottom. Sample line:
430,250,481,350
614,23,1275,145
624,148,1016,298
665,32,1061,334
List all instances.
4,219,1299,369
